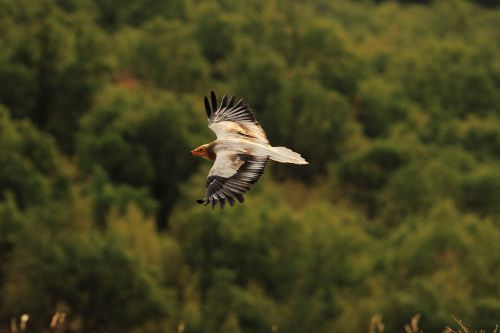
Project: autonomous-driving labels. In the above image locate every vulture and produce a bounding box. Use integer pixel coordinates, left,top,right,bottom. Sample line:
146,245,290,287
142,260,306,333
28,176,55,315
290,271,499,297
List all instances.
189,91,308,208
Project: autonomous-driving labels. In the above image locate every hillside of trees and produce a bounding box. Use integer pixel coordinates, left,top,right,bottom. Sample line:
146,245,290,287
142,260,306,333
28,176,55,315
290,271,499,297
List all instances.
0,0,499,332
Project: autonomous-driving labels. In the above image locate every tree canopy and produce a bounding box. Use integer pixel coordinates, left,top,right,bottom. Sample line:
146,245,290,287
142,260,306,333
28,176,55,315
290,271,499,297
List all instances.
0,0,499,332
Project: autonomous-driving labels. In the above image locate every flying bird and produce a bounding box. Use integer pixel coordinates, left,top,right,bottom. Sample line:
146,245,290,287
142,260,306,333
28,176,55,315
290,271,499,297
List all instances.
189,91,308,208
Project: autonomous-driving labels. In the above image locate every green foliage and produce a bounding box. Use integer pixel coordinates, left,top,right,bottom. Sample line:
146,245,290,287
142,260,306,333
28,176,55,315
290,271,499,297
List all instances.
378,202,500,332
356,78,409,138
280,73,352,177
0,106,67,208
93,0,187,30
339,142,408,215
194,3,236,64
118,18,209,91
78,86,204,229
0,0,111,152
459,166,500,218
169,181,375,333
85,168,157,229
299,19,366,99
0,195,24,284
230,44,286,136
397,41,499,119
440,116,500,160
0,0,499,332
2,229,169,332
378,148,476,224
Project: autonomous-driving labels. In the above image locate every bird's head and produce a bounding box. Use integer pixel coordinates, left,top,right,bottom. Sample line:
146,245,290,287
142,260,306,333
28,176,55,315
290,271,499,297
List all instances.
189,144,211,159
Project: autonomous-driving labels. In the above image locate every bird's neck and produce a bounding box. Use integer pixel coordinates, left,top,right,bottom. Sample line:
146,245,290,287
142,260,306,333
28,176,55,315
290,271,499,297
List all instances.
206,145,216,161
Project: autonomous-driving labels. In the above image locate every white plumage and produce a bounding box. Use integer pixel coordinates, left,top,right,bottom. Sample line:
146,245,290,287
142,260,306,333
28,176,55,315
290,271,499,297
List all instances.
190,91,308,208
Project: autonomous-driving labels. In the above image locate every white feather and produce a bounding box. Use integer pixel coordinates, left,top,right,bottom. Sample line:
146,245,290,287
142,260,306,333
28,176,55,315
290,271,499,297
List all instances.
213,139,308,165
208,150,244,178
268,146,308,164
209,121,268,143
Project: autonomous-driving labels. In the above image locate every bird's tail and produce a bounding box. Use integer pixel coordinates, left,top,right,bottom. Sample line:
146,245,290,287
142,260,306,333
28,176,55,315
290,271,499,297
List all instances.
268,146,308,165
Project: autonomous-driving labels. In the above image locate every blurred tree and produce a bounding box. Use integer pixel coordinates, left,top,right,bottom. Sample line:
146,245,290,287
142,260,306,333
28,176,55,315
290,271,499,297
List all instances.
0,0,111,152
84,168,157,229
279,203,373,333
0,0,498,331
170,184,306,331
93,0,187,31
338,142,408,216
172,197,303,298
119,18,209,92
238,1,300,65
356,78,409,138
230,43,287,142
78,86,204,230
2,228,170,332
0,106,67,209
459,117,500,160
0,195,23,288
394,41,499,119
298,18,366,99
459,167,500,218
378,149,476,225
277,72,352,178
379,202,500,332
193,3,236,64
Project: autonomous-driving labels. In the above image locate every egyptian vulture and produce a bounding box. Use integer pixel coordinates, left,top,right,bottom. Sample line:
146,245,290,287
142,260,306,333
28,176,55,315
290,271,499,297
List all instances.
189,91,308,208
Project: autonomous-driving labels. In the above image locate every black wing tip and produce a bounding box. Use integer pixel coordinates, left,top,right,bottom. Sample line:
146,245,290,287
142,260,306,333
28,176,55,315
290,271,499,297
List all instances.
203,97,212,118
228,95,235,108
197,199,210,206
235,193,244,203
210,91,217,112
205,91,258,123
221,95,228,108
197,197,243,209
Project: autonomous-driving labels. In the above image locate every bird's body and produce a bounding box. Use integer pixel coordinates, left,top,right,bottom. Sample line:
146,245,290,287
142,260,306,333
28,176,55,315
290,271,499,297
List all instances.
190,91,308,208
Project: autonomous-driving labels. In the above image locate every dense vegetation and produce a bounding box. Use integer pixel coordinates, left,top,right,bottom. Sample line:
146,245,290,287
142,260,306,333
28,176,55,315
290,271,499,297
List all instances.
0,0,499,332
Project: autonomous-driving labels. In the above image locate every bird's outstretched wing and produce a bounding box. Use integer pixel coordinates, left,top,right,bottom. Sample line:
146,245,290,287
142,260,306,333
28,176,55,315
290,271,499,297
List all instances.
203,91,268,142
197,151,268,209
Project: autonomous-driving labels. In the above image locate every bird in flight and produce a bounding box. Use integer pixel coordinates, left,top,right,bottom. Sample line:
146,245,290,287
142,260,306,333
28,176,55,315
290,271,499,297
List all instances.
189,91,308,208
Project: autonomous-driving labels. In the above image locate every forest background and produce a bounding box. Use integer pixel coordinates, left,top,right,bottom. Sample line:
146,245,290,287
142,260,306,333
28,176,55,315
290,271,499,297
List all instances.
0,0,499,332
